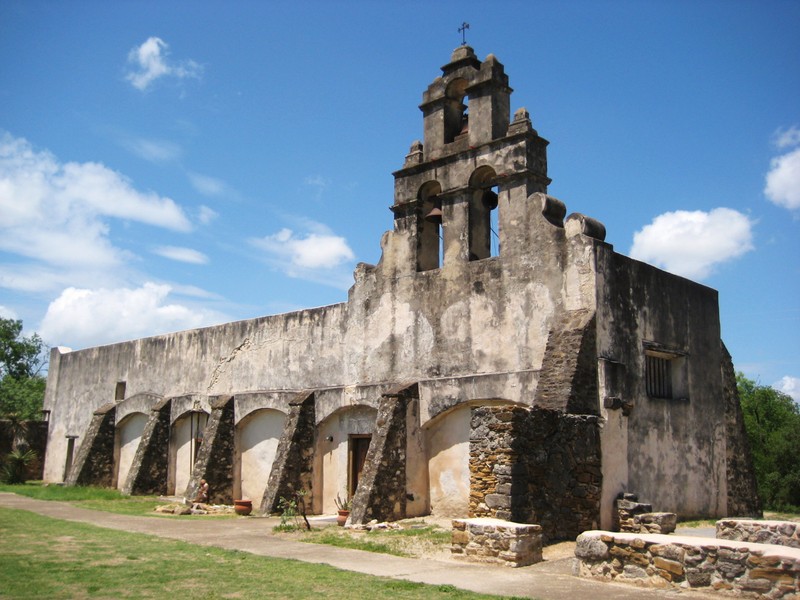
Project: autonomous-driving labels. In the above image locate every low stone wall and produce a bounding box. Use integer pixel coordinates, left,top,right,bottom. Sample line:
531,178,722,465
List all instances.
574,530,800,598
717,519,800,549
451,518,542,567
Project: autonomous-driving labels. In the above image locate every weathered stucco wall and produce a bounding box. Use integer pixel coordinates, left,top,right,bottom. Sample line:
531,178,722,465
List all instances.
426,404,471,517
596,245,727,520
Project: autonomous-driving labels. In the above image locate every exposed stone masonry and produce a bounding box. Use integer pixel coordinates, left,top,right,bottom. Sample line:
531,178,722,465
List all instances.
615,493,677,534
575,530,800,598
451,517,542,567
469,405,602,542
65,402,116,486
717,519,800,549
260,391,316,514
348,384,415,525
534,310,598,415
185,395,235,504
122,398,171,496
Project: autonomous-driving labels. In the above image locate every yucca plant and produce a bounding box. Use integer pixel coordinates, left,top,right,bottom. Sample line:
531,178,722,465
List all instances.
1,448,36,484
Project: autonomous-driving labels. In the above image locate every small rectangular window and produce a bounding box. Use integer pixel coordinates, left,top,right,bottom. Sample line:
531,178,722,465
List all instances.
646,354,672,399
643,342,689,401
115,381,126,401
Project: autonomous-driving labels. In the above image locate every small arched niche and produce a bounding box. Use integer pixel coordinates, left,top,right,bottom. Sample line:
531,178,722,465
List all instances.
468,166,500,261
444,78,469,144
417,180,443,272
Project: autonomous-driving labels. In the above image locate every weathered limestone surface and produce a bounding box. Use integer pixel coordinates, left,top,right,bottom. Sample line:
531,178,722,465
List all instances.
122,398,171,496
185,396,235,504
65,403,115,487
260,391,315,514
575,530,800,598
452,517,542,567
469,405,601,542
718,519,800,549
348,384,415,525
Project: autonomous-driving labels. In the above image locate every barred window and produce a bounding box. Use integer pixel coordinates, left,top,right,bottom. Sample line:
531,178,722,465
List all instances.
646,354,673,399
643,343,689,401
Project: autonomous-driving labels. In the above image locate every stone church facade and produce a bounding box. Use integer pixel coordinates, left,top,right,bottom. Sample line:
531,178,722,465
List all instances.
42,46,759,540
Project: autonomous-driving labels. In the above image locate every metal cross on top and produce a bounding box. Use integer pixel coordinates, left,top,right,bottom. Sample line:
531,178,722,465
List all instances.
458,22,470,46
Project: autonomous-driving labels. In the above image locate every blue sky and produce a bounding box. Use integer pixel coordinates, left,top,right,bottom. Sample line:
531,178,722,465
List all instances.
1,1,798,400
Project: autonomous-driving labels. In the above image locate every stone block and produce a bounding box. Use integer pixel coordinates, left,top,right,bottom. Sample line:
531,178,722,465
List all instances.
450,518,542,567
653,556,684,576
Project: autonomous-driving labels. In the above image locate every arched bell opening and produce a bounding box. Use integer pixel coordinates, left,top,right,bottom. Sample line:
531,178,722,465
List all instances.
444,78,469,144
417,180,443,272
468,166,500,261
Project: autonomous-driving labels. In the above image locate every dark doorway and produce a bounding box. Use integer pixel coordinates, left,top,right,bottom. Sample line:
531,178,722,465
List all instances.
63,436,77,481
348,435,371,497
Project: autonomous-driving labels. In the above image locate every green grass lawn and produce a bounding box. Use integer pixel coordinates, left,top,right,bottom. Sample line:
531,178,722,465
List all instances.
298,523,453,557
0,482,164,515
0,507,516,600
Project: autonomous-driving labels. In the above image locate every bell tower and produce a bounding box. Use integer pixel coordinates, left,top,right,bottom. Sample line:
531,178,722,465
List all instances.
420,45,512,160
390,47,552,274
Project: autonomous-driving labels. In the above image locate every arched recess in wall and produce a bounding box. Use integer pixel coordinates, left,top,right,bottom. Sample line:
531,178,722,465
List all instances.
468,166,499,261
417,180,443,272
423,403,471,517
313,404,378,515
233,408,286,503
423,399,524,518
444,78,469,144
113,411,148,490
168,410,208,497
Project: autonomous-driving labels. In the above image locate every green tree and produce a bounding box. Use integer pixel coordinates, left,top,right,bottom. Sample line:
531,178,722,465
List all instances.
0,318,47,421
737,372,800,510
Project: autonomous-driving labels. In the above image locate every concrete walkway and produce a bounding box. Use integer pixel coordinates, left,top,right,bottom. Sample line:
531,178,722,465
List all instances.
0,493,718,600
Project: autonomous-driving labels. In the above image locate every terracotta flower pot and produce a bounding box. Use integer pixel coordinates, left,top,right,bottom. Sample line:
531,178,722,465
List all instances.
234,499,253,516
337,509,350,527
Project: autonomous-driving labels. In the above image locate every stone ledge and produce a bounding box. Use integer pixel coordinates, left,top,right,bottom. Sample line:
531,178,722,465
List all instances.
452,518,542,567
574,530,800,598
717,519,800,549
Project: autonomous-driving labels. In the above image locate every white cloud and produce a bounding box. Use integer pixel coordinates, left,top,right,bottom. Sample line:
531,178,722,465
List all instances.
123,137,182,163
774,376,800,403
153,245,209,265
251,227,354,270
38,283,228,349
0,305,18,319
0,132,192,292
764,147,800,210
249,222,355,288
125,37,202,92
630,208,754,280
197,205,218,225
188,172,226,196
773,125,800,149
